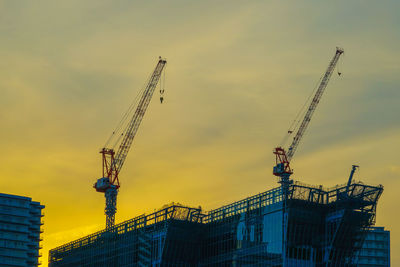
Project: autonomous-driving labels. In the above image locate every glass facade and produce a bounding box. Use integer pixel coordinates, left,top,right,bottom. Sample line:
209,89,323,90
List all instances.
49,181,384,267
201,204,283,266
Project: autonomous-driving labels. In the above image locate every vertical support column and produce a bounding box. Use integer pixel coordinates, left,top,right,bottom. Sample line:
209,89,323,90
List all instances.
105,187,118,229
281,173,292,267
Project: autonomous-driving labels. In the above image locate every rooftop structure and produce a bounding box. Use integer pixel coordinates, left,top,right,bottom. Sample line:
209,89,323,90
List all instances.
49,179,383,266
0,193,45,267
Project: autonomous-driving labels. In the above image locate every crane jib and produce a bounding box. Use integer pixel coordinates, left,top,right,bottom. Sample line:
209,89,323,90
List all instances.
113,59,166,176
273,48,343,181
286,48,343,161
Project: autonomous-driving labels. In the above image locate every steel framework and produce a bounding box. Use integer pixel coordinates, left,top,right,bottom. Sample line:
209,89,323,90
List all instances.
50,180,383,267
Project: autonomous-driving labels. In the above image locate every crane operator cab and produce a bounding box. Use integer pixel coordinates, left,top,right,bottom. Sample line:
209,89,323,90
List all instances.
94,177,112,192
273,163,286,176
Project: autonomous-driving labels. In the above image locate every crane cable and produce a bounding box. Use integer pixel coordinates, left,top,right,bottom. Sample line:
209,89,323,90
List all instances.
160,65,166,103
103,71,154,149
337,52,344,76
279,73,324,148
105,62,167,149
279,54,344,149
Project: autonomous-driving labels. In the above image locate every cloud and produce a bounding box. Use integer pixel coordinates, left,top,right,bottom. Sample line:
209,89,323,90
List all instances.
0,0,399,265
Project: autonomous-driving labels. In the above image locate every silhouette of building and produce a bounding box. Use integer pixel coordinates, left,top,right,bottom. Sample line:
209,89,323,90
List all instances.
0,193,44,266
49,179,386,267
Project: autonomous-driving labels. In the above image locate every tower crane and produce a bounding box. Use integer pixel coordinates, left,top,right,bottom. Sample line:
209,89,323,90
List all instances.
94,57,167,229
273,47,344,186
273,47,343,267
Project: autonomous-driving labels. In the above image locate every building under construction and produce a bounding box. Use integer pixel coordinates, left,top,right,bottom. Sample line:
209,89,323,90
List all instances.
49,178,383,266
49,49,388,266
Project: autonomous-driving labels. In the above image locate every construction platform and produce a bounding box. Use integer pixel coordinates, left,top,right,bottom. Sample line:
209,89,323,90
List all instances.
49,180,383,267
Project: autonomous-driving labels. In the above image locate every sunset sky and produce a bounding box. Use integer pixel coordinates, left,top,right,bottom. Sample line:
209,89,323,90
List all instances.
0,0,399,265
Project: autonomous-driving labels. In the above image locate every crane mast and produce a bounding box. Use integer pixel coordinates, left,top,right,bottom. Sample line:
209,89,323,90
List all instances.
273,47,343,184
94,58,167,229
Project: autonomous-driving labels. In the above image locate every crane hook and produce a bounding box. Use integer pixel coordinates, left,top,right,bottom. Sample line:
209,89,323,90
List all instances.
159,60,166,104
